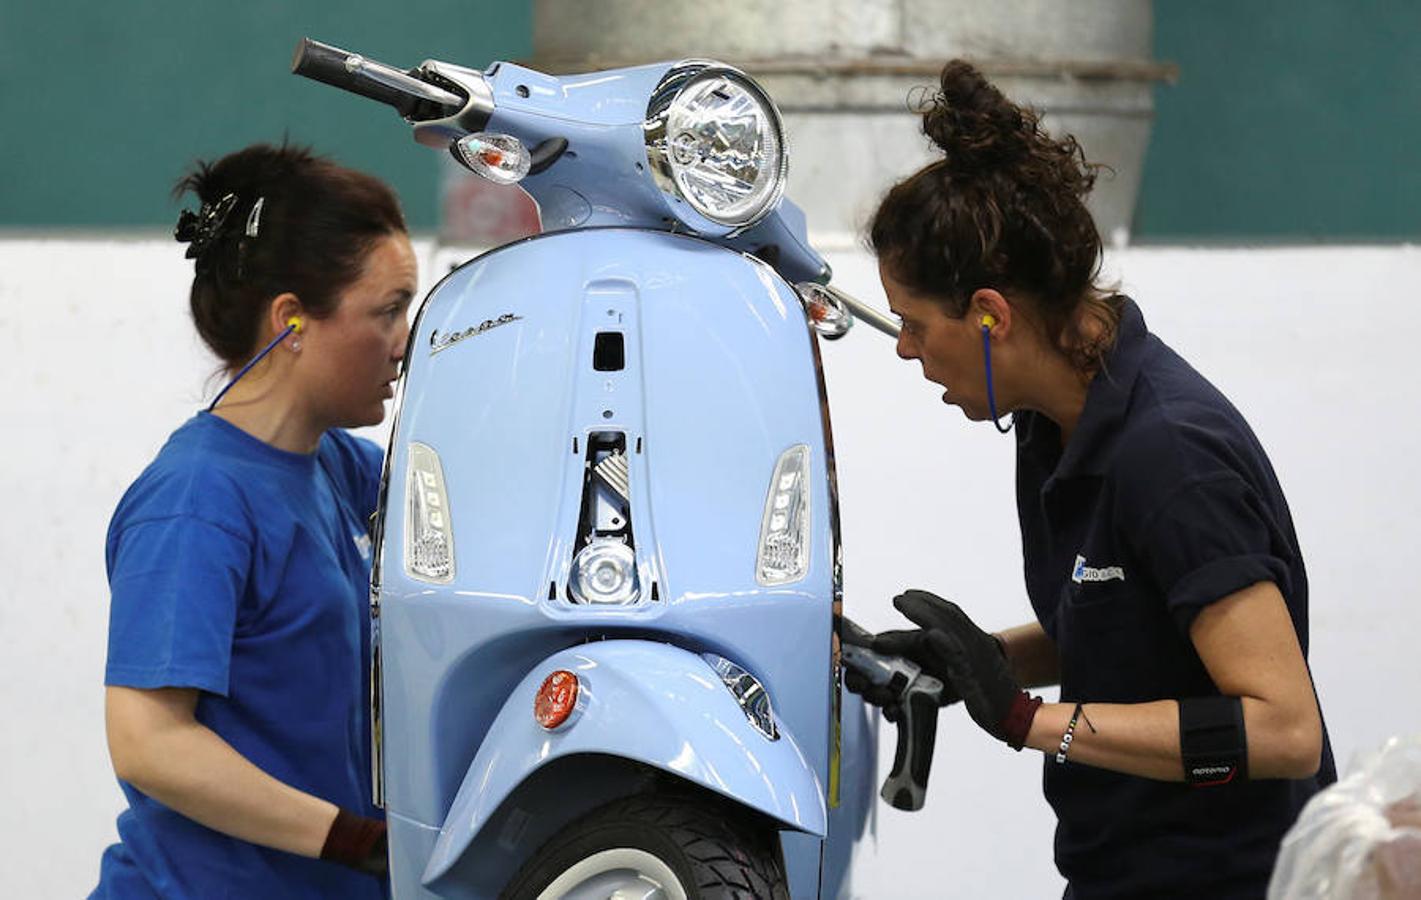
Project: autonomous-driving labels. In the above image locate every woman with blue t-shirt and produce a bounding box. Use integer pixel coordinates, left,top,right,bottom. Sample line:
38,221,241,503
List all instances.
847,62,1336,898
93,143,417,898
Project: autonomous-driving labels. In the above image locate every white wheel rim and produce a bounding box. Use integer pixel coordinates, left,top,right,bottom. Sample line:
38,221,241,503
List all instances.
536,847,689,900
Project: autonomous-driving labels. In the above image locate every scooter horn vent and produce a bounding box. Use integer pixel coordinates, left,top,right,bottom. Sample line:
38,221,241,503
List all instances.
594,450,631,503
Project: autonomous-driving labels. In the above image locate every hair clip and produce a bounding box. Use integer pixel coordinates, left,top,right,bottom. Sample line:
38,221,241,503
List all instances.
245,196,265,238
174,193,238,261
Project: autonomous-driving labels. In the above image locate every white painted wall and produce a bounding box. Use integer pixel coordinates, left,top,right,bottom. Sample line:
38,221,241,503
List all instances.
2,238,1417,898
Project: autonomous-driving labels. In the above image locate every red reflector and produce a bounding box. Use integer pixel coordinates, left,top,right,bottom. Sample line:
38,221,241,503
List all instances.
534,670,580,730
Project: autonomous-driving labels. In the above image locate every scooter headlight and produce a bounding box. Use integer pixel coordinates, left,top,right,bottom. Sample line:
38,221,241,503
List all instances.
644,61,787,235
756,444,811,585
569,537,639,605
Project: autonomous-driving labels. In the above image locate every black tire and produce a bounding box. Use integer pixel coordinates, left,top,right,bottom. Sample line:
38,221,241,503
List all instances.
501,792,791,900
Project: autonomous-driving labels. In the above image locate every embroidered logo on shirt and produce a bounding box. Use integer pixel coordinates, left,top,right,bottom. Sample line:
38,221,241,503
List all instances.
1072,554,1125,584
353,533,373,561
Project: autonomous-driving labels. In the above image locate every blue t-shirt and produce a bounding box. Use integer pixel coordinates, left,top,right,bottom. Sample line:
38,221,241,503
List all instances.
93,412,387,900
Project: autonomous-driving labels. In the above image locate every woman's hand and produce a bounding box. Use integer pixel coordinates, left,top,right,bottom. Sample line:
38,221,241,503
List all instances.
871,590,1041,748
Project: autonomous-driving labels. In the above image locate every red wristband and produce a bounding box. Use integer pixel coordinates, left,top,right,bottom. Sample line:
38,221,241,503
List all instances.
1000,691,1042,751
320,808,388,874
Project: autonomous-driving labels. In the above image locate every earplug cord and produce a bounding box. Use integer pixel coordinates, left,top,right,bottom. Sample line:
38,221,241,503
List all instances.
982,322,1014,434
207,320,299,412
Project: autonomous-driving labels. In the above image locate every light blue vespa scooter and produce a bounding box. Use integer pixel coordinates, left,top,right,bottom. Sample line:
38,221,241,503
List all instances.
293,38,926,899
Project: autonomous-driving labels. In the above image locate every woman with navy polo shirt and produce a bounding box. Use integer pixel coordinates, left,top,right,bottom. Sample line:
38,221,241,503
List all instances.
92,144,416,897
847,62,1336,898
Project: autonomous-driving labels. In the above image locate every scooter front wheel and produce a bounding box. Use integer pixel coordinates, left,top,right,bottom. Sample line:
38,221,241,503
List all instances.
501,792,790,900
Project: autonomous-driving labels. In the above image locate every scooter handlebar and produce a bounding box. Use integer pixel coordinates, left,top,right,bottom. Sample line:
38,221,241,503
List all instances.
292,38,464,119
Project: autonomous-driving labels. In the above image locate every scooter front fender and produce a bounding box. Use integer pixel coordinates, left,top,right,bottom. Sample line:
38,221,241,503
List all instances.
421,639,827,885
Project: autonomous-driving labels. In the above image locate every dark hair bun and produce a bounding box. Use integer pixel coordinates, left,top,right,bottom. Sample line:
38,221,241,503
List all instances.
919,60,1032,177
920,61,1034,177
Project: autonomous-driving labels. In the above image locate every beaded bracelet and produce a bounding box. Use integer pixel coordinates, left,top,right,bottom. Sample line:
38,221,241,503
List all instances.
1055,702,1097,764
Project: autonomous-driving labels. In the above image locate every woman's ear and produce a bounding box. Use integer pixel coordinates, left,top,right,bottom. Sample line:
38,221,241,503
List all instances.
268,293,304,339
970,288,1012,338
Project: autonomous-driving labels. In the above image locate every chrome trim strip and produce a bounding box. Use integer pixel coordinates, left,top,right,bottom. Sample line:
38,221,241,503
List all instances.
807,311,846,808
367,270,439,809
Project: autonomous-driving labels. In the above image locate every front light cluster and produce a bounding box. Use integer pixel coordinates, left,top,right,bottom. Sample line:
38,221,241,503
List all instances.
644,61,787,235
405,442,455,583
756,444,811,586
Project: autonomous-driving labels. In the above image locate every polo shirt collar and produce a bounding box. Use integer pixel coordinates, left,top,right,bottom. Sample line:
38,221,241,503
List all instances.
1025,295,1149,480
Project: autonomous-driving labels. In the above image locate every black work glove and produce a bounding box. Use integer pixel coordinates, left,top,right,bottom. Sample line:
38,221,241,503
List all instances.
320,808,389,877
843,650,961,723
871,589,1040,749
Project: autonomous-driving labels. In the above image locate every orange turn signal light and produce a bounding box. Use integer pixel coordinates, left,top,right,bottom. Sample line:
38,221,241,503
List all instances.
534,670,580,730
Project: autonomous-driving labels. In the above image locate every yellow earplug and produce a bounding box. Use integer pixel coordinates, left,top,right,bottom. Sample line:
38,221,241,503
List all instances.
287,316,304,334
980,314,997,329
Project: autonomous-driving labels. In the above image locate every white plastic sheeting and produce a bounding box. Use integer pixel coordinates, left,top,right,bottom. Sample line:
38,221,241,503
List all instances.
1269,735,1421,899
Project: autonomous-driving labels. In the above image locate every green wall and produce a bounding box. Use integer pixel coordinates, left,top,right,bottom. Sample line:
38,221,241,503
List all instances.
1136,0,1420,241
0,2,530,230
3,2,1416,239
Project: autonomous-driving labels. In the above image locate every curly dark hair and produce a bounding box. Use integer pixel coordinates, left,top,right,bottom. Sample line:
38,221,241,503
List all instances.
869,60,1120,371
174,142,406,368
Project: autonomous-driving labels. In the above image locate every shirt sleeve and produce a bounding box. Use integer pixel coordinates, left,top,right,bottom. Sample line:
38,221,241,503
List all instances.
352,437,384,520
1133,473,1294,636
325,430,385,522
104,514,252,695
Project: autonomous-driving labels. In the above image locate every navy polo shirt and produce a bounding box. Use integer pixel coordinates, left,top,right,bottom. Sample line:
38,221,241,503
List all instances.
1014,297,1335,900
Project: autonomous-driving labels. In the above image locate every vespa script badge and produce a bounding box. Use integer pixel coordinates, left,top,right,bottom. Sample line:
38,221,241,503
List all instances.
429,313,523,355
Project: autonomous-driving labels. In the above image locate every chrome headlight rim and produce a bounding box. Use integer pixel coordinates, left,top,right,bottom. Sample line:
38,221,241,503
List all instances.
643,59,788,237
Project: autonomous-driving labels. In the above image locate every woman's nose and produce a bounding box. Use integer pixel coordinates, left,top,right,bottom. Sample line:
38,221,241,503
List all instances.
393,322,410,362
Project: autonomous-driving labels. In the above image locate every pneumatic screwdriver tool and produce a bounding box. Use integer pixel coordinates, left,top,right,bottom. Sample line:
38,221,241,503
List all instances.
839,616,948,811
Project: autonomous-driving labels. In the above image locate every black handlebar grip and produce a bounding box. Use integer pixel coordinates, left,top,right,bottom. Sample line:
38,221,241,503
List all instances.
291,38,419,115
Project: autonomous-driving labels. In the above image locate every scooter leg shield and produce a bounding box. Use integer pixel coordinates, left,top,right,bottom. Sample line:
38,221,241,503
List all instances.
420,639,827,887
